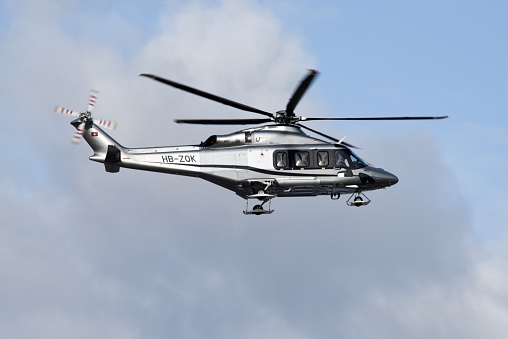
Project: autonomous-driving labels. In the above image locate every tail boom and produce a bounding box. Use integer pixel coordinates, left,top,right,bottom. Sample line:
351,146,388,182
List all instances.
72,119,201,177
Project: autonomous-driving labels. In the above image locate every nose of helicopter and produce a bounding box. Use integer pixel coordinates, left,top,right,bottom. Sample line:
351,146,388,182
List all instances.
386,172,399,186
372,169,399,187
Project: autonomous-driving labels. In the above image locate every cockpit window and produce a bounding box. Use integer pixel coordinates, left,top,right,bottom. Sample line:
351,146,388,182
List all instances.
335,149,367,169
295,151,309,167
349,151,367,169
317,151,329,167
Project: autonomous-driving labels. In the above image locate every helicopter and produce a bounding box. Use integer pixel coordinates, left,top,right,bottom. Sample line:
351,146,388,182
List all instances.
55,70,447,215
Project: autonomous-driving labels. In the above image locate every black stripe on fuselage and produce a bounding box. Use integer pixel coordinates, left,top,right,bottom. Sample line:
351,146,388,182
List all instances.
150,161,341,177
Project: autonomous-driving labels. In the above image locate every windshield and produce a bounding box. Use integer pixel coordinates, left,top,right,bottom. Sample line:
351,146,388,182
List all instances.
335,149,367,169
348,150,367,168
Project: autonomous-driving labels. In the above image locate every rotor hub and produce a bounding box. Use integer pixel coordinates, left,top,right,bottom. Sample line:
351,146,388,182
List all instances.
80,111,92,122
274,110,301,125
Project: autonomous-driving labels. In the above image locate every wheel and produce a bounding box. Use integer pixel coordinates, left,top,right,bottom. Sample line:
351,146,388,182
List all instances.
253,204,263,215
354,196,363,207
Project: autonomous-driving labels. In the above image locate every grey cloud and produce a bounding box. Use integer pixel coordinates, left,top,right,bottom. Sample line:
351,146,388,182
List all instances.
1,1,507,338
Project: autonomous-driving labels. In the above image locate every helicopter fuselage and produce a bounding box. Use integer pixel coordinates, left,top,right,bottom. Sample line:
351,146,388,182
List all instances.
76,121,398,204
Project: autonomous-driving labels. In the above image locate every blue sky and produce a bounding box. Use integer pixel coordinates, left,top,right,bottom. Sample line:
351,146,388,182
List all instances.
268,0,508,238
1,1,508,338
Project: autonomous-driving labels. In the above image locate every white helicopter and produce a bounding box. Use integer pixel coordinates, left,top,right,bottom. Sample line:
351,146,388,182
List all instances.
55,70,447,215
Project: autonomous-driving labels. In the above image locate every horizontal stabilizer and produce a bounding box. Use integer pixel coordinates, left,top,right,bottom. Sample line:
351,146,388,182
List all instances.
104,164,120,173
105,145,121,163
104,145,121,173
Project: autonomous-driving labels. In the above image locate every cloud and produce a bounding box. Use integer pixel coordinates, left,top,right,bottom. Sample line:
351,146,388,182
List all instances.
1,0,508,338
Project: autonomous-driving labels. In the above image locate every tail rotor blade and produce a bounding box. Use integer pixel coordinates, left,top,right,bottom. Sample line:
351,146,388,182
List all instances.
95,119,118,130
87,89,99,112
72,122,86,145
55,105,81,117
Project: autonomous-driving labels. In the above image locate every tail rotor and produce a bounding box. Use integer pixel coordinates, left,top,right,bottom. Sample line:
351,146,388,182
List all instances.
55,89,118,144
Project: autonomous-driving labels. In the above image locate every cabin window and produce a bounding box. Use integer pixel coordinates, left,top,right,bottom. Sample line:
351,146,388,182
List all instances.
275,152,288,168
335,150,350,168
295,151,310,167
317,151,329,167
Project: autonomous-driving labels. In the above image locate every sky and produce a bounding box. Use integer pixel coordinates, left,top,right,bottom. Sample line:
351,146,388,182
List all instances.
1,0,508,338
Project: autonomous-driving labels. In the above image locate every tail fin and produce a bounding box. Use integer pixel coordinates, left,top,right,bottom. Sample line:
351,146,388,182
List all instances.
71,119,124,171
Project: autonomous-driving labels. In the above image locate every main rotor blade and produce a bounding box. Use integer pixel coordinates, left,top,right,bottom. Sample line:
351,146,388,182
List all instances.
297,123,359,149
304,115,448,121
140,74,273,117
286,69,319,116
175,118,273,125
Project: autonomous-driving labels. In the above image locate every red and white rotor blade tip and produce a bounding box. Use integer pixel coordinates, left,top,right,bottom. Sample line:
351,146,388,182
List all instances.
55,105,81,117
96,119,118,130
72,122,86,145
87,89,99,112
